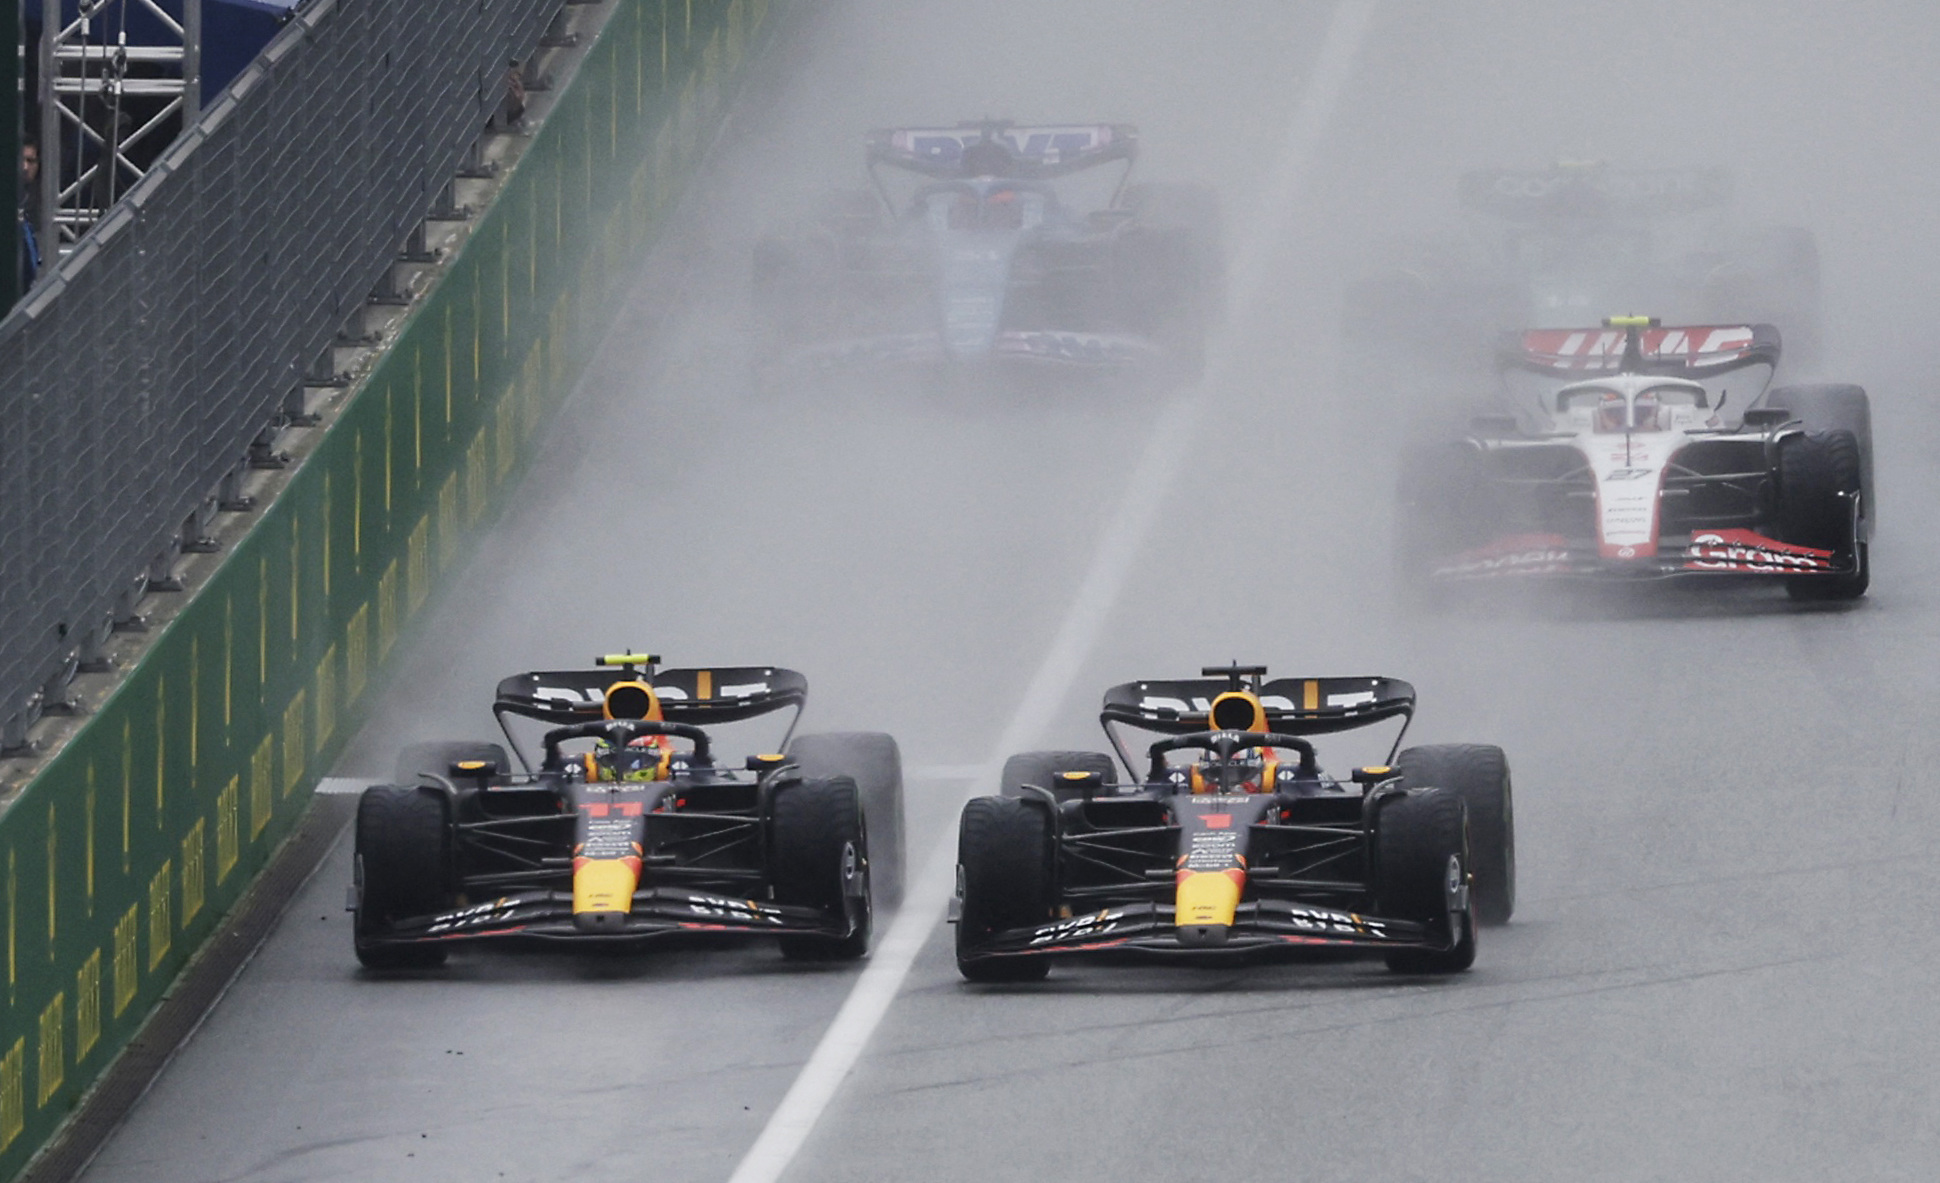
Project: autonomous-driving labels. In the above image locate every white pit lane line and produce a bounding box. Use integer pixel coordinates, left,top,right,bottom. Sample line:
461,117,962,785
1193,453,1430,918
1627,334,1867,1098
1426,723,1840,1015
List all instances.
725,4,1379,1181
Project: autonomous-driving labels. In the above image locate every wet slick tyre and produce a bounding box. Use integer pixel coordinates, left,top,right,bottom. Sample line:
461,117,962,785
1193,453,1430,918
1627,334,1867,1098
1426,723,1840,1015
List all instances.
1375,788,1476,975
1395,744,1514,925
956,796,1053,983
1776,429,1867,602
394,740,510,785
788,732,906,909
353,787,452,970
771,776,871,961
1764,383,1872,524
999,750,1117,803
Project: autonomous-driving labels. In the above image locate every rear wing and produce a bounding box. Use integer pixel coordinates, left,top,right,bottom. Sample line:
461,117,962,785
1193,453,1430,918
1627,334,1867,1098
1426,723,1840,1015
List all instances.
1501,322,1781,378
1100,676,1416,738
493,666,808,726
1459,166,1730,220
865,122,1136,179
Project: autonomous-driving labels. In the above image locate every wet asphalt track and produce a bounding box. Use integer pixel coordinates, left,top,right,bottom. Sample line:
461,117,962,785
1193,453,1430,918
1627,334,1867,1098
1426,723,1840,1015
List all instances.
77,3,1940,1181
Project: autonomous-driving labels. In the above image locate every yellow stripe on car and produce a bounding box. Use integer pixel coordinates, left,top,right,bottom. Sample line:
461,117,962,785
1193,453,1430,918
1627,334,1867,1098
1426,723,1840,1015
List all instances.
1175,870,1242,928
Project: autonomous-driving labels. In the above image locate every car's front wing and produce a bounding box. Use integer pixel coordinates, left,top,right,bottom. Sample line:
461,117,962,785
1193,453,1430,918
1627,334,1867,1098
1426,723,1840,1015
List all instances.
958,898,1451,964
1427,528,1856,584
358,886,854,948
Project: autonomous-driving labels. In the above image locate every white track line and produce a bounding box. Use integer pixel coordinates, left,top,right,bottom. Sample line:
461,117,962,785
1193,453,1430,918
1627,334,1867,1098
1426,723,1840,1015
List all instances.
725,6,1377,1181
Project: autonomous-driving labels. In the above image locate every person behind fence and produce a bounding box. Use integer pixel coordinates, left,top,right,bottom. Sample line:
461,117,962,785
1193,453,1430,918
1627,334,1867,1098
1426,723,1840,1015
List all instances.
500,59,527,129
19,141,40,290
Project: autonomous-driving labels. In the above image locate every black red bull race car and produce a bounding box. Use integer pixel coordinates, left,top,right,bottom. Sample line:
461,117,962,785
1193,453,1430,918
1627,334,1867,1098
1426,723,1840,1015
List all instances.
952,665,1515,982
350,654,904,969
1398,316,1873,601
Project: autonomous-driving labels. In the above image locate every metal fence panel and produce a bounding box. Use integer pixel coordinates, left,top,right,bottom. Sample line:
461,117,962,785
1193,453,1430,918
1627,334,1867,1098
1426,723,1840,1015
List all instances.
0,0,561,744
0,5,774,1174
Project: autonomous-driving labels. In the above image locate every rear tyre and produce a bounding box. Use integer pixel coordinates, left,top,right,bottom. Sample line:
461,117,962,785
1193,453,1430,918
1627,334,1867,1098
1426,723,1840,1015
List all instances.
788,732,907,909
1375,788,1476,974
353,787,453,969
771,776,871,961
1393,441,1491,610
956,796,1054,983
1120,182,1223,378
1718,226,1822,364
1121,181,1224,311
999,750,1118,803
1394,744,1514,925
1775,429,1867,601
394,741,510,785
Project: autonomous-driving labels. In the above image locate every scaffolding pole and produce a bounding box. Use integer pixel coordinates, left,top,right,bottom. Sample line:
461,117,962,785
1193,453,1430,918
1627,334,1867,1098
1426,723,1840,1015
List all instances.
36,0,200,261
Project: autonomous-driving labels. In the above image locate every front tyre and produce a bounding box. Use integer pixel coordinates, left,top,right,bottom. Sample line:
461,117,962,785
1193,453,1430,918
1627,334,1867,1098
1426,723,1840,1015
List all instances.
771,776,872,961
955,796,1054,983
787,732,906,909
353,786,453,970
1394,744,1514,925
1375,788,1477,975
1775,429,1867,601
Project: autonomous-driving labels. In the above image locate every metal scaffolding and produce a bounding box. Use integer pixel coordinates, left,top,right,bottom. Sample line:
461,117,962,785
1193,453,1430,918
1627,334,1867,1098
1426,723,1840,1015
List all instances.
37,0,201,257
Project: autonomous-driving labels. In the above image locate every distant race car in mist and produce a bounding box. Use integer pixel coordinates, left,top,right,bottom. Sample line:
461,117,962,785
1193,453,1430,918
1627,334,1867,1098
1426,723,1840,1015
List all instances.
349,654,904,968
751,120,1221,387
1345,162,1821,367
1396,316,1873,601
951,664,1515,982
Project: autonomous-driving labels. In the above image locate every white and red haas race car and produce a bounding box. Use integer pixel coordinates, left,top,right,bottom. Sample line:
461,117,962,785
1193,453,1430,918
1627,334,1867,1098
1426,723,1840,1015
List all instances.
1399,316,1872,601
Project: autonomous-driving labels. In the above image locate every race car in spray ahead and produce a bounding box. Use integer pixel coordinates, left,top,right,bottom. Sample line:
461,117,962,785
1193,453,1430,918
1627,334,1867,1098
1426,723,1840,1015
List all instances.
1397,316,1873,601
349,654,904,969
752,120,1220,387
952,665,1515,982
1345,162,1821,368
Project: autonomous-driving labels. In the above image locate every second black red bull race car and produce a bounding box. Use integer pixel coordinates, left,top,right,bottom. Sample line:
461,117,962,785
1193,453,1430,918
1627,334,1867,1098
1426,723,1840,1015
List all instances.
952,665,1515,982
350,654,904,969
1398,316,1873,601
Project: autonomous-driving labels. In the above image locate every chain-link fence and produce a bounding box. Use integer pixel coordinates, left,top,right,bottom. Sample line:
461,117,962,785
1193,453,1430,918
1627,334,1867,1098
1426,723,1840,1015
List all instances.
0,0,560,748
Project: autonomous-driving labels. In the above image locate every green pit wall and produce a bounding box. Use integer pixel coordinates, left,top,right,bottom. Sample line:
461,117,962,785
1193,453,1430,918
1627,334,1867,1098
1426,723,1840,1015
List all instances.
0,2,782,1175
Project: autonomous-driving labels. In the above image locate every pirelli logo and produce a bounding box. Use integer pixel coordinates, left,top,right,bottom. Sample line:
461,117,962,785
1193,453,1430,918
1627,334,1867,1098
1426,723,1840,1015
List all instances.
75,950,102,1062
249,734,274,838
315,643,338,749
180,821,206,926
377,559,399,661
495,395,516,480
36,993,63,1106
465,426,489,526
216,776,239,882
406,516,430,612
112,904,138,1016
437,473,459,570
282,690,308,796
0,1038,23,1150
346,607,370,706
519,342,544,436
147,861,172,971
